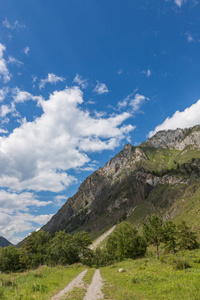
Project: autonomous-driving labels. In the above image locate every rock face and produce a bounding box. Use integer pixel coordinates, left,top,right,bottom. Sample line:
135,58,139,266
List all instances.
142,125,200,150
43,125,200,237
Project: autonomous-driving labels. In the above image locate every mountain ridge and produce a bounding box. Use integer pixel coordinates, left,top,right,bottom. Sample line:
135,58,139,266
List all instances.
0,236,12,248
42,125,200,239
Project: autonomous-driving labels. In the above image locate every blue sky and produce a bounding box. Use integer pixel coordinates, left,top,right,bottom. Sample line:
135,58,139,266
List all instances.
0,0,200,244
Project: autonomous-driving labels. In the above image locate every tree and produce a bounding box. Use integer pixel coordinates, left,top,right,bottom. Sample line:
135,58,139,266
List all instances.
20,230,51,269
48,231,79,265
0,245,20,272
163,221,177,253
177,221,199,250
143,215,164,259
107,222,147,261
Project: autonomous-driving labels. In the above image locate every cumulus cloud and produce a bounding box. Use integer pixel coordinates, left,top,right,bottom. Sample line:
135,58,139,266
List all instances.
39,73,65,89
93,81,109,95
0,43,11,83
73,74,88,89
0,87,134,193
149,99,200,137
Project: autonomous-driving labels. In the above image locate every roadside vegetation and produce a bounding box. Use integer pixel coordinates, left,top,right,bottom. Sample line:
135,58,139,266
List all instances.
0,264,86,300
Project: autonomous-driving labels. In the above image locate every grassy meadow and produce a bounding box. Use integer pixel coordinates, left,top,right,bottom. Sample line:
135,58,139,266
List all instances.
100,248,200,300
0,264,86,300
1,248,200,299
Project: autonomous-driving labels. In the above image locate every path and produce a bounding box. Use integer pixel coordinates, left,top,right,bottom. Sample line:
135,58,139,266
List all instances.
83,269,104,300
49,269,88,300
49,268,104,300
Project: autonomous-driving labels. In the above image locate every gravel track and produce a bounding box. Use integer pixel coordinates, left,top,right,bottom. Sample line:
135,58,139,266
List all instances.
83,269,104,300
49,269,88,300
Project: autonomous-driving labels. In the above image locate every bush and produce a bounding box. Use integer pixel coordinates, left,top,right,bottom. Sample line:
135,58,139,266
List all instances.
173,258,191,270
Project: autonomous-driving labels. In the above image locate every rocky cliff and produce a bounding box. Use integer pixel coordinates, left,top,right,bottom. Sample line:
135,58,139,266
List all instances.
43,125,200,238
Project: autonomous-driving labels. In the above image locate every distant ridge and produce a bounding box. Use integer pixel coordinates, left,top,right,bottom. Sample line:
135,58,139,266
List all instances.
0,236,12,248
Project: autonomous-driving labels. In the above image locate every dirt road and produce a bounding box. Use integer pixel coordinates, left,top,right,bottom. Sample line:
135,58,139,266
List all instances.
50,268,104,300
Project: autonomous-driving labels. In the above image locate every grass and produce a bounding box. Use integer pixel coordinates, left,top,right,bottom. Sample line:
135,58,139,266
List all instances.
100,249,200,300
0,264,86,300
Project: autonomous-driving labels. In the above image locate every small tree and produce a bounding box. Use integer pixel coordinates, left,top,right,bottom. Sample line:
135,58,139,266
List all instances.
163,221,177,253
177,221,199,250
107,222,147,261
0,245,20,272
143,215,164,259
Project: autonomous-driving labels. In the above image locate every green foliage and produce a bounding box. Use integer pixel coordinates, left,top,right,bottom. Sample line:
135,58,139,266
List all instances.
48,231,79,265
19,230,51,269
143,215,164,259
0,245,20,272
163,221,177,253
107,222,147,262
177,221,199,250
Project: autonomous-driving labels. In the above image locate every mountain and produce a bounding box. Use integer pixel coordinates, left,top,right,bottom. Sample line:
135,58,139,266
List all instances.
43,125,200,239
0,236,12,248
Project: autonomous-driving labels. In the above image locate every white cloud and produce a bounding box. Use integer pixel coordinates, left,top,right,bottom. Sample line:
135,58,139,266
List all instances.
0,211,53,244
149,99,200,137
0,129,8,134
174,0,186,7
0,190,51,213
118,92,149,113
54,195,68,206
24,46,30,55
2,18,25,30
130,93,149,113
93,81,109,95
73,74,88,89
0,103,16,118
12,87,43,103
7,56,24,66
0,87,9,102
0,43,11,83
39,73,65,89
0,87,134,193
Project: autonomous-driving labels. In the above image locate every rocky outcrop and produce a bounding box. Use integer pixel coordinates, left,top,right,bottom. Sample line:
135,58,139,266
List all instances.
142,125,200,150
